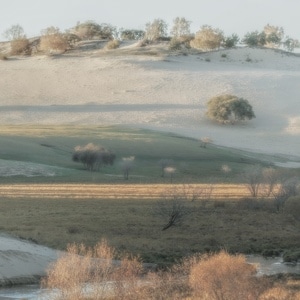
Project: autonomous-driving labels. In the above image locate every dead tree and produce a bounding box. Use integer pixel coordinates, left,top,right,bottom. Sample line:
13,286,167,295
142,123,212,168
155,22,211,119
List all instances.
153,187,194,231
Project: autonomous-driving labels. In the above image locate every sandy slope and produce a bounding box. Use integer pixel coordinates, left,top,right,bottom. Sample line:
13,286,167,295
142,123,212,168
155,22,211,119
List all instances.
0,234,59,286
0,46,299,159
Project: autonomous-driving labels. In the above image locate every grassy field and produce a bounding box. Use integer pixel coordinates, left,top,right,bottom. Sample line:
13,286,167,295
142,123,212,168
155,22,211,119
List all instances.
0,124,294,184
0,194,299,266
0,125,299,266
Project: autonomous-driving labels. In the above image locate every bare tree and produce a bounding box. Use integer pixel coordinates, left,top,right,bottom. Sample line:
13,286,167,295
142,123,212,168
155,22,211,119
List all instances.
153,187,194,231
171,17,191,38
242,166,263,197
145,19,168,41
121,156,135,180
3,24,25,41
262,167,279,197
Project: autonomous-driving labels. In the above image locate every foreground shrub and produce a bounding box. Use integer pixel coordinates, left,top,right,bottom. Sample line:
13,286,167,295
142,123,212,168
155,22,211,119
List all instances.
189,251,265,299
42,240,144,300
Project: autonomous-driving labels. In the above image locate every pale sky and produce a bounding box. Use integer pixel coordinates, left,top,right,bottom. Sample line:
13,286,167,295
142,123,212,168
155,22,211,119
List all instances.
1,0,299,41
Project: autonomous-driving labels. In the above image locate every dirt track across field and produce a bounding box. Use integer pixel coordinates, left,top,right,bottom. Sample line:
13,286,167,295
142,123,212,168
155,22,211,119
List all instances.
0,184,252,200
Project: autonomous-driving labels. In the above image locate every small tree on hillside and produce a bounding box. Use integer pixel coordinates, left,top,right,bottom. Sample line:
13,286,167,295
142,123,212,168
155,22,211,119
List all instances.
242,31,266,47
283,36,300,52
3,24,25,41
171,17,191,38
206,94,255,124
242,165,263,198
223,34,239,48
263,24,284,48
145,19,168,42
3,24,30,55
72,143,115,171
190,25,224,50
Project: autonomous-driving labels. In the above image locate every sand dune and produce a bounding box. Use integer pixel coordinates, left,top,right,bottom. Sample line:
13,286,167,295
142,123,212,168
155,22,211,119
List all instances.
1,46,299,158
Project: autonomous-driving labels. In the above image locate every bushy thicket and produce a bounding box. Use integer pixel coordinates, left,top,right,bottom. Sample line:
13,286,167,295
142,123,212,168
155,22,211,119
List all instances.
43,242,300,300
39,27,69,54
72,143,116,171
72,21,115,40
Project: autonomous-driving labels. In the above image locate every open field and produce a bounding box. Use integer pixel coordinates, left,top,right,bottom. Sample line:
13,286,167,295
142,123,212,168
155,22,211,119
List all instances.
0,125,299,266
0,190,299,266
1,125,298,185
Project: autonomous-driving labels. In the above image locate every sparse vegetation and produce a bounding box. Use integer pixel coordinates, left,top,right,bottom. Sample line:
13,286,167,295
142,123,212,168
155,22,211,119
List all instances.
42,242,300,299
72,21,115,40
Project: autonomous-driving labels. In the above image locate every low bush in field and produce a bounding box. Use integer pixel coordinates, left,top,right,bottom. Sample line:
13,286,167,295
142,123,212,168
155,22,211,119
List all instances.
10,38,31,55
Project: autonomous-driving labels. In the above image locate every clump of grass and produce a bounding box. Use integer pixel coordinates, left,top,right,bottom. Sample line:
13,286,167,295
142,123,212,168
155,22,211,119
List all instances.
0,53,8,60
221,53,227,58
105,39,120,50
205,57,211,62
246,55,252,62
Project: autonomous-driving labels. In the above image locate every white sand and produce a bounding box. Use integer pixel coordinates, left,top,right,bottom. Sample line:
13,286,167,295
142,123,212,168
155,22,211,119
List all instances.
0,45,299,282
0,234,59,285
0,46,299,158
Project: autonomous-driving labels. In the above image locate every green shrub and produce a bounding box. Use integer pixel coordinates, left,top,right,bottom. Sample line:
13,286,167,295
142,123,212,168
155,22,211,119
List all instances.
206,94,255,124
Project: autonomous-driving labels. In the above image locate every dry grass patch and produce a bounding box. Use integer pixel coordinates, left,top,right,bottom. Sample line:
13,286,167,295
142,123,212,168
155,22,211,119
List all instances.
10,38,31,55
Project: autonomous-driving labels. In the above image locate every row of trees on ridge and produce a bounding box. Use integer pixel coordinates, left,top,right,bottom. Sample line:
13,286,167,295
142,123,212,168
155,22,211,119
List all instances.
1,19,299,56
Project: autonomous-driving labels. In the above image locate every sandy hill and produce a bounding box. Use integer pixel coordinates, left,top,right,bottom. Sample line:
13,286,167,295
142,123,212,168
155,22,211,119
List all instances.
0,43,299,161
